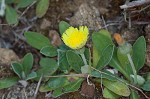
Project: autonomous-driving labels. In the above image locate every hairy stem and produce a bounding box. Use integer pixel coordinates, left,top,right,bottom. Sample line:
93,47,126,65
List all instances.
80,53,87,65
127,54,137,84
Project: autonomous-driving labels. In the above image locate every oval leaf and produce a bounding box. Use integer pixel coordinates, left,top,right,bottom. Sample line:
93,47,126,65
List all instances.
59,21,70,35
58,50,70,73
36,58,59,80
36,0,49,18
5,5,18,25
102,79,130,96
130,89,139,99
93,45,100,67
91,70,118,81
66,50,84,73
5,0,15,4
109,47,130,81
92,31,113,53
141,80,150,91
17,0,35,8
0,77,19,89
48,77,67,90
40,46,57,57
99,29,112,39
103,88,120,99
52,88,64,98
39,84,52,92
117,43,132,67
22,53,33,75
52,78,83,98
26,71,37,81
24,31,50,50
11,62,23,78
132,36,146,71
96,44,114,69
63,78,83,93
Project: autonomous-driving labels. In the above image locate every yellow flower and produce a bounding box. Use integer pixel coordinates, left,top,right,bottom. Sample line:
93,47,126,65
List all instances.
62,26,89,49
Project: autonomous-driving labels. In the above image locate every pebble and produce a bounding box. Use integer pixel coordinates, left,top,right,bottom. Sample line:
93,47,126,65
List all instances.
70,3,102,31
0,48,19,66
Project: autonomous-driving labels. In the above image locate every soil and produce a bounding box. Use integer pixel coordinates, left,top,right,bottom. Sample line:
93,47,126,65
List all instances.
0,0,150,99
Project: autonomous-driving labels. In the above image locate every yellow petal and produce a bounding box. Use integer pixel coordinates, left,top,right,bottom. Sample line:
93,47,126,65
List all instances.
62,26,89,49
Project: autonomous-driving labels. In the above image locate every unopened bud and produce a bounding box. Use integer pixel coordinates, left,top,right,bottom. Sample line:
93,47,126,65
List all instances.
114,33,125,46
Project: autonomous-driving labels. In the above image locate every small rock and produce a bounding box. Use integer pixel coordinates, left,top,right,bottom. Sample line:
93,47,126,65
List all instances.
70,3,102,31
19,80,28,88
49,30,62,47
0,48,19,65
40,18,51,30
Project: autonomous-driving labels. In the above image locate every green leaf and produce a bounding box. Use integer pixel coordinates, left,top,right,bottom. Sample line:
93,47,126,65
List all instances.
146,72,150,80
63,78,83,93
84,48,90,64
92,31,113,53
36,0,49,18
117,43,132,67
91,70,118,81
81,65,89,74
52,78,83,98
58,50,70,73
96,44,114,69
5,0,15,4
0,77,19,89
39,77,68,93
93,45,100,67
103,88,120,99
22,53,33,75
36,58,59,80
16,0,35,8
40,46,57,57
130,89,139,99
66,50,84,73
48,77,67,90
24,31,50,50
39,84,52,92
130,75,145,86
99,29,112,39
5,0,18,4
26,72,37,81
59,21,70,35
132,36,146,71
5,5,18,25
52,88,64,98
141,80,150,91
109,47,130,81
92,31,114,69
11,62,23,78
102,79,130,96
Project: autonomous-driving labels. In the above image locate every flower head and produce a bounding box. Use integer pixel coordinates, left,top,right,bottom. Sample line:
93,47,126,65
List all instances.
62,26,89,49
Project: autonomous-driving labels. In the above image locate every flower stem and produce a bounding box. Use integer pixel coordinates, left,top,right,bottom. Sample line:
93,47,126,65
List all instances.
127,54,137,84
80,53,88,65
80,53,91,74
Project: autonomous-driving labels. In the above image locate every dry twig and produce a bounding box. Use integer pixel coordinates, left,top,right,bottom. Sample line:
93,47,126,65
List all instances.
34,75,43,99
120,0,150,9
